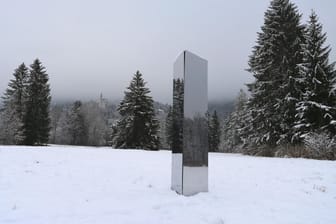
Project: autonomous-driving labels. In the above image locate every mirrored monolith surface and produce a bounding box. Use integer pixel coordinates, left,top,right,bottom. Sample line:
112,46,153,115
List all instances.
171,50,208,196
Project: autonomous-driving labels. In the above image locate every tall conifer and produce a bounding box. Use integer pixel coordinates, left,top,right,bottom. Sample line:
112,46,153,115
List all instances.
248,0,305,146
112,71,160,150
295,11,336,137
23,59,51,145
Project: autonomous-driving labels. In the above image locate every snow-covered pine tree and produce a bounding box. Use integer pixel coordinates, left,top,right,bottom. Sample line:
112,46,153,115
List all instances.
295,11,336,138
247,0,305,147
23,59,51,145
112,71,160,150
0,63,29,144
66,101,88,145
209,110,221,152
222,89,249,152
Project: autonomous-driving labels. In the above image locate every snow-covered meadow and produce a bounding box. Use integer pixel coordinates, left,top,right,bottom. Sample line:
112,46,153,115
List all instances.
0,145,335,224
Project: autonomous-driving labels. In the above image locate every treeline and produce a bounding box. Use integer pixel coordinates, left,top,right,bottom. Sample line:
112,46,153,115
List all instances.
0,63,222,151
0,67,174,149
49,100,114,146
221,0,336,160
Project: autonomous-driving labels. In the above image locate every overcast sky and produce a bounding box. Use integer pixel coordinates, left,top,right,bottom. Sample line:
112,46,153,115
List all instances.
1,0,335,104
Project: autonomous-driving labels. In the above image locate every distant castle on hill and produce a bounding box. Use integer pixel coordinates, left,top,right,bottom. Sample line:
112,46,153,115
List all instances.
98,93,108,110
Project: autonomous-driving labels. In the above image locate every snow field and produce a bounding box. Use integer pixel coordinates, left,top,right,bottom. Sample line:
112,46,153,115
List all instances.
0,145,335,224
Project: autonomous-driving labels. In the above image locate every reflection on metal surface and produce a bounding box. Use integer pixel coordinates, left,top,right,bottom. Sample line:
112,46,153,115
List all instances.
172,78,184,154
171,50,208,196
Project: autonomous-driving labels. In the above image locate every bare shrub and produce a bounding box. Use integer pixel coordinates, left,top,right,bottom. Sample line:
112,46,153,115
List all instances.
304,132,336,160
274,145,309,158
243,144,275,157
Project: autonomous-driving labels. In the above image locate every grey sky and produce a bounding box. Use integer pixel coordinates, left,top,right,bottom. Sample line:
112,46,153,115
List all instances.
1,0,335,104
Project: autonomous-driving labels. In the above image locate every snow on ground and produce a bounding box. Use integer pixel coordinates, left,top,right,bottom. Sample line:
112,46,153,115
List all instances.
0,145,336,224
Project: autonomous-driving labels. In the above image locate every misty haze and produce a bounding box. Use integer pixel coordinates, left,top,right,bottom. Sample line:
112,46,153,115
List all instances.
1,0,335,103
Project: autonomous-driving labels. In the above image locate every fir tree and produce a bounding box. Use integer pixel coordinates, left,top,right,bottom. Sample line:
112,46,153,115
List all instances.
247,0,305,147
23,59,51,145
223,89,249,152
209,110,221,152
295,11,336,137
0,63,29,144
112,71,160,150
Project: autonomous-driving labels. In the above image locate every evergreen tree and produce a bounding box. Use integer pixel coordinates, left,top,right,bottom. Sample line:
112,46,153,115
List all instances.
222,89,249,152
295,11,336,137
112,71,160,150
0,63,29,144
23,59,51,145
247,0,305,147
67,101,88,145
209,110,221,152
